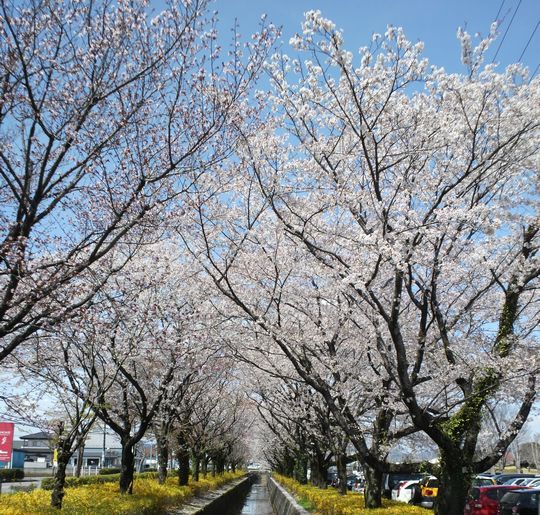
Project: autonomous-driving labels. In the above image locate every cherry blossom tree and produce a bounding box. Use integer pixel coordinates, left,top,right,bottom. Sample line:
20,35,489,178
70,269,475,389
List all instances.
184,11,540,514
252,15,539,515
24,243,209,498
0,0,277,363
184,200,425,505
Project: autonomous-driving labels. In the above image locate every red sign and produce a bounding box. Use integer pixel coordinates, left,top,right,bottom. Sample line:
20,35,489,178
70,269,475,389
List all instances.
0,422,14,463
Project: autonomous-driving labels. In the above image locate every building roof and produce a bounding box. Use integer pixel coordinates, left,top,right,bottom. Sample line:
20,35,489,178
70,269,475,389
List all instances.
20,432,52,440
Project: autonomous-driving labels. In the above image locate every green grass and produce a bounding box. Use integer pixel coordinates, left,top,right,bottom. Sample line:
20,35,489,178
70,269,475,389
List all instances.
298,497,316,511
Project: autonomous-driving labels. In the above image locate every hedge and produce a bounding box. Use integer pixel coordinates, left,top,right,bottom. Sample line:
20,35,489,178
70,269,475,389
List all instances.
98,468,121,475
0,469,24,482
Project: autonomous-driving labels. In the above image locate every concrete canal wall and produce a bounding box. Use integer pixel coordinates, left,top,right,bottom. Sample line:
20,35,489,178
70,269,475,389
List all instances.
197,475,253,514
268,475,310,515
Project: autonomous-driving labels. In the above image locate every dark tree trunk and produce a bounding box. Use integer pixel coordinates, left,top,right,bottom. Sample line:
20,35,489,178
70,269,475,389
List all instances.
293,455,308,484
231,462,237,473
284,452,295,477
336,452,347,495
364,466,383,508
435,451,470,515
201,455,209,478
215,455,225,475
156,435,169,485
310,453,327,488
119,440,135,494
192,455,200,482
51,446,71,509
177,447,190,486
75,443,84,477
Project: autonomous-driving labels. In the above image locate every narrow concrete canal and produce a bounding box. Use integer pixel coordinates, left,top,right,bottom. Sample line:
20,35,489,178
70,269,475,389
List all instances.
220,473,275,515
236,474,274,515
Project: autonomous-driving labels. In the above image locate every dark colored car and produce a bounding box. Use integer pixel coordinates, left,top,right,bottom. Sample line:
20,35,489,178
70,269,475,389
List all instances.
498,488,540,514
495,474,538,485
346,475,361,490
464,485,525,515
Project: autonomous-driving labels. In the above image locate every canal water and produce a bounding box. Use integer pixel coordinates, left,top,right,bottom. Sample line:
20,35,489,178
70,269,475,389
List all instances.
220,473,275,515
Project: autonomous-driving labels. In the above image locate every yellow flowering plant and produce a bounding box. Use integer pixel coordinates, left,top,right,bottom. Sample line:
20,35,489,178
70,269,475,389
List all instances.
273,473,429,515
0,471,243,515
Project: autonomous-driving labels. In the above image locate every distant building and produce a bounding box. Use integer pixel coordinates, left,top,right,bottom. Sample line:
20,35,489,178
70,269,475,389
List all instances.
0,449,25,469
14,426,154,470
75,427,122,468
15,427,123,470
17,432,53,468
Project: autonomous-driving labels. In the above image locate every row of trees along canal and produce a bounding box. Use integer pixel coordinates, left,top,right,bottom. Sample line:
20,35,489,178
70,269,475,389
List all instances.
1,2,539,515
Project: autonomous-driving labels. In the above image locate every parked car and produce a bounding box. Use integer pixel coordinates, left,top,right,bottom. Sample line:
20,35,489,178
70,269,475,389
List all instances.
473,476,498,487
464,485,525,515
410,475,439,508
498,488,540,514
528,479,540,488
382,473,426,498
327,472,338,487
495,474,538,485
391,479,420,503
503,477,538,486
352,478,365,493
346,475,362,491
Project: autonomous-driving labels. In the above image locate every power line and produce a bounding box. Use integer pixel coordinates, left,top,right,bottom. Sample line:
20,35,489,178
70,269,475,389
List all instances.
518,20,540,61
492,0,523,62
531,63,540,80
494,0,506,22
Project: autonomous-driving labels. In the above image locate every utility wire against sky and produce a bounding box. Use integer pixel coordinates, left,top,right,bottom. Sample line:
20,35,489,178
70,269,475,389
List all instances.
518,19,539,60
492,0,522,62
494,0,506,22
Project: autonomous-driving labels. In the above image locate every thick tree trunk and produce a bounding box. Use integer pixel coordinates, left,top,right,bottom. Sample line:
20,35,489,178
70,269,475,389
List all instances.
310,454,327,488
119,440,135,494
156,435,169,485
177,447,190,486
215,455,225,475
192,455,200,482
201,455,209,478
75,444,84,477
293,455,308,484
364,466,383,508
284,453,295,477
435,452,470,515
336,452,347,495
51,447,71,509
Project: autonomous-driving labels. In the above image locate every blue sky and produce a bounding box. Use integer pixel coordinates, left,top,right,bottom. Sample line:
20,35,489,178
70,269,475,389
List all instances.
214,0,539,75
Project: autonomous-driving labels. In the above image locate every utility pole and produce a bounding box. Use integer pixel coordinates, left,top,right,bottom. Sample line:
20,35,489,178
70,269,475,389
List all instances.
102,423,106,469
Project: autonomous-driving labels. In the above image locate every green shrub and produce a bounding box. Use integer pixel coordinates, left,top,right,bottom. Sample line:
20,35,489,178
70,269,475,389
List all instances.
0,469,24,482
99,468,121,475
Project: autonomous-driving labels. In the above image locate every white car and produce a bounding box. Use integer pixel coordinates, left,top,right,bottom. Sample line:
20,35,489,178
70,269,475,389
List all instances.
506,477,538,486
391,480,420,503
